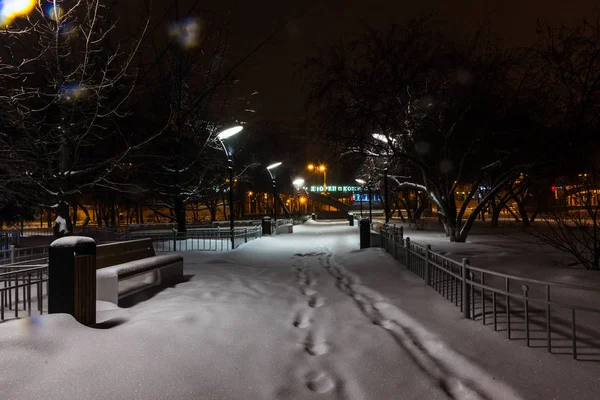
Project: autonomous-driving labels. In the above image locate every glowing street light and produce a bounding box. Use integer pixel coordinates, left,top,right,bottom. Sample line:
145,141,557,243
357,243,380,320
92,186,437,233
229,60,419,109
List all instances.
371,133,391,223
307,163,327,193
293,178,305,215
355,179,366,218
267,162,283,222
0,0,36,26
216,125,243,249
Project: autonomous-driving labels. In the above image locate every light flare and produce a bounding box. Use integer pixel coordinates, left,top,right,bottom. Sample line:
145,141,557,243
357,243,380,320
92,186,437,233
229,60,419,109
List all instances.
44,3,64,21
168,18,201,49
0,0,36,26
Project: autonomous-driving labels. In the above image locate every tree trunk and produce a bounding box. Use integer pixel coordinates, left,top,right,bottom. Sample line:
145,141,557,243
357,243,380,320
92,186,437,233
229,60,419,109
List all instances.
517,200,530,227
175,196,187,232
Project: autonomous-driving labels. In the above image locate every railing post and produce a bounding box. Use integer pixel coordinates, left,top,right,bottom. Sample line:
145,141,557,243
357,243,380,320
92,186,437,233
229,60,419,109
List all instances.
462,257,470,319
244,228,248,243
405,237,411,268
425,244,431,286
48,236,96,326
10,244,15,264
172,229,177,252
399,226,403,240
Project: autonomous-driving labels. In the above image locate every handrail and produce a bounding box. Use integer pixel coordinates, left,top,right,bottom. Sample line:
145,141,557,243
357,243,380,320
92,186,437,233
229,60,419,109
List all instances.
379,225,600,360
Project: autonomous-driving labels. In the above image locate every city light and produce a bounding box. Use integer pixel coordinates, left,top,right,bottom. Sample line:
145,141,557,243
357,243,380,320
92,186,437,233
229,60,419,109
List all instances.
0,0,35,26
217,126,243,140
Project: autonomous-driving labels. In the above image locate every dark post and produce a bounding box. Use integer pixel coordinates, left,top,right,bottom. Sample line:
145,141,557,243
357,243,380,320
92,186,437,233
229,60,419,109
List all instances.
348,213,354,226
384,168,389,223
273,178,278,223
48,236,96,326
261,216,272,235
368,183,373,223
359,218,370,249
359,188,363,217
229,162,235,249
462,257,471,319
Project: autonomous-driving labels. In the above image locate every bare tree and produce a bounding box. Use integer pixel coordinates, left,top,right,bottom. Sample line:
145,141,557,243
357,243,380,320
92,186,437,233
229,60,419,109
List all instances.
0,0,151,237
306,19,536,242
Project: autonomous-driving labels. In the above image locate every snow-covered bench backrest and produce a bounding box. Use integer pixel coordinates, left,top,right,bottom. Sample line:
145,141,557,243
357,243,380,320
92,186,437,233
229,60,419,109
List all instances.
96,238,155,269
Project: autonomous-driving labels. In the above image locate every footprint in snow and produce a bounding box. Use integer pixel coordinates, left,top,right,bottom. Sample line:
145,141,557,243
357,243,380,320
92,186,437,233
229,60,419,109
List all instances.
301,287,316,296
293,311,311,329
308,295,324,308
305,371,335,393
304,332,329,356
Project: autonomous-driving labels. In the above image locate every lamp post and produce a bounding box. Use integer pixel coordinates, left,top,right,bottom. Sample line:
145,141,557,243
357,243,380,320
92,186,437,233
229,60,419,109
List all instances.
267,162,282,222
355,179,365,218
384,167,389,223
307,163,327,193
372,133,393,225
217,126,243,249
293,178,305,216
368,179,373,224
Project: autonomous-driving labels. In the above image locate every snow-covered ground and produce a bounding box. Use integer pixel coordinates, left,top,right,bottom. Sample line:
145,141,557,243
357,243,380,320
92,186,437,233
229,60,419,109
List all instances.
1,221,599,399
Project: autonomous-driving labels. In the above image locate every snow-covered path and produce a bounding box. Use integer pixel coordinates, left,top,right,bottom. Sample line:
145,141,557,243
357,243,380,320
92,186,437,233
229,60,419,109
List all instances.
1,221,598,399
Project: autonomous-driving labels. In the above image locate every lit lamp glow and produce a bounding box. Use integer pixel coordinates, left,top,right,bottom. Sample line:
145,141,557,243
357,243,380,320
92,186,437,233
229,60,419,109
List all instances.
292,178,305,214
216,125,243,249
267,162,283,222
0,0,36,26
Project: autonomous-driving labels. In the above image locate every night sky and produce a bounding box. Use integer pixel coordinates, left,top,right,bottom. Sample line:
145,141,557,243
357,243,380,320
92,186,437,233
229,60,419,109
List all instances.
224,0,599,121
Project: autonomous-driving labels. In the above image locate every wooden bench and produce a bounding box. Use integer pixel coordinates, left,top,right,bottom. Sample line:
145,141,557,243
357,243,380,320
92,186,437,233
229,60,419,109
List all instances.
95,238,183,304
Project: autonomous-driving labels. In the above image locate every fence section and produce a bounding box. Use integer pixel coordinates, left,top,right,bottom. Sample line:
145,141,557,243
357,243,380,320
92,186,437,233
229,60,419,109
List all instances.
1,264,48,321
120,225,263,252
379,226,600,360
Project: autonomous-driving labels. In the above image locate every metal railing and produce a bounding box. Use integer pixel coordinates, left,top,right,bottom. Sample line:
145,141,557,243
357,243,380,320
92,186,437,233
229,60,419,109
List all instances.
379,226,600,360
120,225,263,252
0,245,50,266
1,264,48,322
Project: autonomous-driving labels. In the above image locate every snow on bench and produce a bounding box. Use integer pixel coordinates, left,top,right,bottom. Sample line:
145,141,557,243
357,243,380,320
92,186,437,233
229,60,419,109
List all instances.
276,224,293,234
96,238,183,304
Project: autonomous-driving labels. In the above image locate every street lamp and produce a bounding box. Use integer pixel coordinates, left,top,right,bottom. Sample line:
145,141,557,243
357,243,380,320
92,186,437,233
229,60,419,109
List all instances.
355,179,365,218
267,162,283,223
307,163,327,193
372,133,392,224
217,125,243,249
0,0,36,26
293,178,305,216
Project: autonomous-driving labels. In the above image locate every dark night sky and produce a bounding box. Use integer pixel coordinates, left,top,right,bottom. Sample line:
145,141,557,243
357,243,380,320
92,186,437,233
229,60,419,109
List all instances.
223,0,599,120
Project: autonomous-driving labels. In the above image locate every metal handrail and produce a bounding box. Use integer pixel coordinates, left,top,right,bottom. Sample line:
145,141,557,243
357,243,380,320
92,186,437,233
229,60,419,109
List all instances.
379,225,600,360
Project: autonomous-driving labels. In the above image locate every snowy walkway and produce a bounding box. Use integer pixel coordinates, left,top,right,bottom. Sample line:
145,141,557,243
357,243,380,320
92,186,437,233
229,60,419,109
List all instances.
1,221,599,399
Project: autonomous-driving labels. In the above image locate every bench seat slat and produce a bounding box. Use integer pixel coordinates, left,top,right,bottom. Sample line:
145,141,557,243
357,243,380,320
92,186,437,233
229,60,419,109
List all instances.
97,254,183,280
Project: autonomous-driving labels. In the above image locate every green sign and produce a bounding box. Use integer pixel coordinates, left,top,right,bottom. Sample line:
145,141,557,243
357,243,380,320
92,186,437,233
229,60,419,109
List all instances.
310,185,361,193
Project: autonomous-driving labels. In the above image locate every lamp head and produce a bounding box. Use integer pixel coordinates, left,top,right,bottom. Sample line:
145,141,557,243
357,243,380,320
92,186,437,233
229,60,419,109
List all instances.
293,178,305,188
266,162,282,170
217,126,243,140
355,179,366,185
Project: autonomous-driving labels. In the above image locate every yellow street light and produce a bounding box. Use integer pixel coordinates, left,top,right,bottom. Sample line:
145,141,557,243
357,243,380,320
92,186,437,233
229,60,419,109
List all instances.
0,0,36,26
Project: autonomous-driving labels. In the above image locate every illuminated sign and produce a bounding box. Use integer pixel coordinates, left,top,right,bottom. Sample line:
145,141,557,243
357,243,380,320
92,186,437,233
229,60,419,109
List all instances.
310,185,361,193
352,194,382,202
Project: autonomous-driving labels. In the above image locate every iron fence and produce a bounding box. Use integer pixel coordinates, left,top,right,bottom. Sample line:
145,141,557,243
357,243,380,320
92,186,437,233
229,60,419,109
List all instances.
379,226,600,360
120,225,263,252
0,264,48,322
0,245,50,266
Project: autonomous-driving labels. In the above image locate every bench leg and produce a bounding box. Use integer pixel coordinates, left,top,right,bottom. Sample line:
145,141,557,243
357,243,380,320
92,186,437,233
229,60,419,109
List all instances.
96,274,119,305
158,261,184,287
